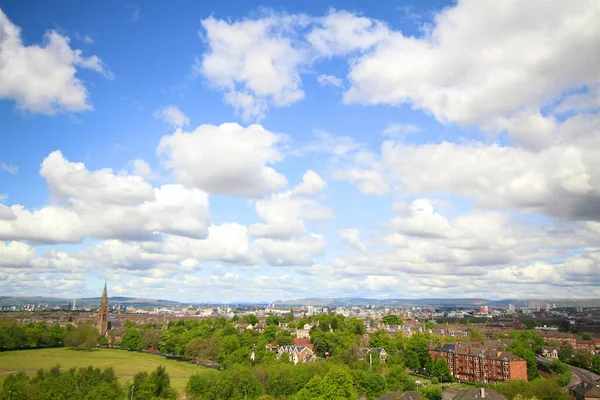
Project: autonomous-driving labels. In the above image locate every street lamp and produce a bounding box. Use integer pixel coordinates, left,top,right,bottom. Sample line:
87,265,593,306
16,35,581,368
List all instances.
131,385,135,400
8,391,11,400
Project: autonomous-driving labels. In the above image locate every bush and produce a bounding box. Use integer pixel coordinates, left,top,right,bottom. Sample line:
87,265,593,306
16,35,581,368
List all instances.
431,377,439,385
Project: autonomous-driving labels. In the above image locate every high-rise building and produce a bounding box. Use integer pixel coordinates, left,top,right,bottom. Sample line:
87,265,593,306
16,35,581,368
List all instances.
508,304,515,313
96,283,109,336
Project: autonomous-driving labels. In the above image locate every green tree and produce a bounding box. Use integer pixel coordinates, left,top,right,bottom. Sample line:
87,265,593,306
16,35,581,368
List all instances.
385,366,417,392
381,315,403,326
429,357,453,382
121,328,143,350
421,385,442,400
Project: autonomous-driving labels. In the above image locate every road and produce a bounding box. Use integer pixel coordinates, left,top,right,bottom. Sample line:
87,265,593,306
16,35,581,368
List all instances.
537,356,599,386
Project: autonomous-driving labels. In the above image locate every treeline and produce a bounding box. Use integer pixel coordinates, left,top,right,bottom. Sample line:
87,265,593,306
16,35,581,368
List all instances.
186,363,420,400
1,365,176,400
0,318,103,350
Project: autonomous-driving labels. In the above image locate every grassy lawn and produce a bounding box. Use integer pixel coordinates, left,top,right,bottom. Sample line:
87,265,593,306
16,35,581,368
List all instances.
0,348,207,394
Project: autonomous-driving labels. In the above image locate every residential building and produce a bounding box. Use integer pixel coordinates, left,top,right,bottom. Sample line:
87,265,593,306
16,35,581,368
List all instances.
539,331,577,346
452,388,508,399
277,345,317,364
570,382,600,400
429,341,527,383
542,347,560,359
296,323,311,339
357,347,388,363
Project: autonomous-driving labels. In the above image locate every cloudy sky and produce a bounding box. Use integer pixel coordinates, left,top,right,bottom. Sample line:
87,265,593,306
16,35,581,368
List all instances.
1,1,599,303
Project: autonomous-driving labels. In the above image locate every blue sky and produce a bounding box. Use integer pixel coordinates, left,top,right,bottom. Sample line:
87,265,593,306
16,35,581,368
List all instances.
1,1,599,302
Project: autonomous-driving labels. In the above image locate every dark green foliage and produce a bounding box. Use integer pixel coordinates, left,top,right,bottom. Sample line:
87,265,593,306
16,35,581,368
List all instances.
421,385,442,400
384,366,417,392
429,357,453,382
489,379,570,400
120,327,142,350
0,318,67,350
381,315,403,326
0,365,123,400
129,366,177,400
352,370,387,399
545,360,571,386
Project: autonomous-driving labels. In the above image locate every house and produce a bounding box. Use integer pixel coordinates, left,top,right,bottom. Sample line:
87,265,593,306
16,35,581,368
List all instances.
236,323,253,332
296,323,311,339
357,347,388,363
452,388,507,399
429,341,527,384
253,323,266,333
542,347,560,359
378,391,422,400
293,337,312,348
570,381,600,400
277,345,317,364
539,331,577,346
576,340,596,354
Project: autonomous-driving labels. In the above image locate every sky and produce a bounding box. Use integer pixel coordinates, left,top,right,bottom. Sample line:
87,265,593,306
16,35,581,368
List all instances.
0,1,599,303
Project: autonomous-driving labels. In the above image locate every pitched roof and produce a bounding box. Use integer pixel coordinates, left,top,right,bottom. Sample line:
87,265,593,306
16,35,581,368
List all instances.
452,388,507,400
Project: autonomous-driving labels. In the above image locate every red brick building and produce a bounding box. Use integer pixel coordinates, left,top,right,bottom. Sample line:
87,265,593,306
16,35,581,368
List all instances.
429,341,528,384
539,331,577,346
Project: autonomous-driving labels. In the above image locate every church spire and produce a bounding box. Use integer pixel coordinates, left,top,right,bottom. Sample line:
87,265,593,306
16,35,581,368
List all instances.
97,282,109,336
101,282,108,305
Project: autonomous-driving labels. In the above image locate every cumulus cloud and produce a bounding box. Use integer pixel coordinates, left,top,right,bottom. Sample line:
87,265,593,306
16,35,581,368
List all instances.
0,152,210,243
249,172,331,238
341,229,367,253
158,123,287,197
154,105,190,128
343,1,600,129
255,234,326,266
198,14,308,121
0,9,112,114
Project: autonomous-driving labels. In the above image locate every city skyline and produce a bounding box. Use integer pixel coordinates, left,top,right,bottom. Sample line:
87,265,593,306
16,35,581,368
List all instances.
1,1,599,303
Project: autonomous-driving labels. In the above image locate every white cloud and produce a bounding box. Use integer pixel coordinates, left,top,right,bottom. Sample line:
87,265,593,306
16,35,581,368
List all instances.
1,161,18,174
317,74,343,88
307,10,390,56
250,170,331,238
341,228,367,253
255,234,326,266
41,151,154,205
0,9,112,114
0,153,210,243
343,1,600,128
333,169,389,195
158,123,287,197
75,32,94,44
379,136,600,221
292,170,327,196
555,85,600,114
198,14,308,121
381,123,421,137
249,192,331,239
154,105,190,128
131,159,154,179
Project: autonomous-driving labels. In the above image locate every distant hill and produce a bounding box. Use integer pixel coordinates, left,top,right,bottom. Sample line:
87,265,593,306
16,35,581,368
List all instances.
271,297,600,308
0,296,189,308
2,296,598,309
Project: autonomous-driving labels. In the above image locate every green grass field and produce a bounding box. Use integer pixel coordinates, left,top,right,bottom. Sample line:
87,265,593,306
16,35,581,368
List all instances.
0,348,208,394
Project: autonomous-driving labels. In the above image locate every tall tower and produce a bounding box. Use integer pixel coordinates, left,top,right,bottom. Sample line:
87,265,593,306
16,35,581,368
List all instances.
97,283,109,336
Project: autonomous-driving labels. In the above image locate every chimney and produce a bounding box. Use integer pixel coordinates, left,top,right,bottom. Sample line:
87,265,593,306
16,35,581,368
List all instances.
480,388,485,398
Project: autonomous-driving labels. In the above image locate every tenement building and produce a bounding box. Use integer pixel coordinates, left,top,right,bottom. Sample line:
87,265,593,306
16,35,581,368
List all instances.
429,341,528,383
